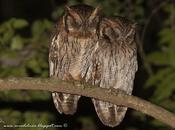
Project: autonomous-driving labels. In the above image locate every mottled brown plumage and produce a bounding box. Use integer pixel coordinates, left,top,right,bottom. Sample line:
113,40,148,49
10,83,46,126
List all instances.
81,16,138,127
49,4,101,114
49,4,138,127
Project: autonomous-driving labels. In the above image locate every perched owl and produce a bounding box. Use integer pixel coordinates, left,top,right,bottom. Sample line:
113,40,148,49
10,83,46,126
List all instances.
49,4,101,114
81,16,138,127
49,4,138,127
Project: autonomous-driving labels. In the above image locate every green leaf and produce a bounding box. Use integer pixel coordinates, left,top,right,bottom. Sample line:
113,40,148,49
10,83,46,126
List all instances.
147,51,169,65
29,91,50,100
145,68,173,87
76,117,97,130
159,28,175,45
11,35,24,50
27,58,42,73
1,26,15,45
13,19,28,29
31,19,52,37
152,72,175,101
43,19,53,29
31,20,44,37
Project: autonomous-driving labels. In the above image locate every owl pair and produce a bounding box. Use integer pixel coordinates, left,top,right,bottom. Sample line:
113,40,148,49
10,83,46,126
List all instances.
49,4,138,127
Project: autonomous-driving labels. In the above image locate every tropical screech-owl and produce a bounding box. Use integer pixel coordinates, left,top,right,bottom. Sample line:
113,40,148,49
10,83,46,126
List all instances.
81,16,138,126
49,4,100,115
49,4,138,127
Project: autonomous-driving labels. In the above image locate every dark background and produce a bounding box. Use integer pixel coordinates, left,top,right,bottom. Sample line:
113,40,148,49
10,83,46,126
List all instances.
0,0,175,130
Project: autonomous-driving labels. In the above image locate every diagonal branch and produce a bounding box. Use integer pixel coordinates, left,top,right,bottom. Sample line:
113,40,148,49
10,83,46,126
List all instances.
0,77,175,128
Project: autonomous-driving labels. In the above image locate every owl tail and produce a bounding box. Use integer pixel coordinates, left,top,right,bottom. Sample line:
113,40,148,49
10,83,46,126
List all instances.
52,92,80,115
92,98,127,127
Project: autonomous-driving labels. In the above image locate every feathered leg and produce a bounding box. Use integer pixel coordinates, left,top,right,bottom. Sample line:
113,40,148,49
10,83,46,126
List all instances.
92,99,127,127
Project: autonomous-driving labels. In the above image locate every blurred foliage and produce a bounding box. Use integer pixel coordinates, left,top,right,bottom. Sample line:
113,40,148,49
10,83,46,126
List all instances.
0,0,175,130
0,16,55,130
145,2,175,129
75,117,97,130
146,3,175,106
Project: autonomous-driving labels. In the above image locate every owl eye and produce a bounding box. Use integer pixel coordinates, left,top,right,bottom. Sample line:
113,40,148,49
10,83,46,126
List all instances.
100,27,113,42
102,27,120,41
66,16,80,30
103,27,113,37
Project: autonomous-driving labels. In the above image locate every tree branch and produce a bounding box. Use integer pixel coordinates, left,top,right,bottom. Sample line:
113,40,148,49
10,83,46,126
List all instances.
0,77,175,128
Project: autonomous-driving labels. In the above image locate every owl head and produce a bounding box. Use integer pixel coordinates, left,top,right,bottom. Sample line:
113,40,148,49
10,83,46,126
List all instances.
63,4,101,38
99,16,137,45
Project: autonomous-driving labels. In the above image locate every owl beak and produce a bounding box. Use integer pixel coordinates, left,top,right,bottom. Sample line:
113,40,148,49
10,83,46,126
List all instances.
79,29,90,38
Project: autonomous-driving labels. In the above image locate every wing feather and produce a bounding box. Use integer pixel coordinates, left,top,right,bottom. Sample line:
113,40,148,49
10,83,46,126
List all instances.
49,33,80,115
92,44,137,127
81,34,137,127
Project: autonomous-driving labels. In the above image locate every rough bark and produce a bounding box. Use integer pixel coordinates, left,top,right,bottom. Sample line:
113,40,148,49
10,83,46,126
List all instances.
0,77,175,128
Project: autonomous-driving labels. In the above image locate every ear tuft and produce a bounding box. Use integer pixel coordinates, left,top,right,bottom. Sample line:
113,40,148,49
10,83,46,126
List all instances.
64,5,81,22
65,5,71,12
89,5,101,21
91,5,101,16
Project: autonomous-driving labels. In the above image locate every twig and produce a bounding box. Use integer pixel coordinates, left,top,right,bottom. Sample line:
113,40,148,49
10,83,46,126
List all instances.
0,77,175,128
